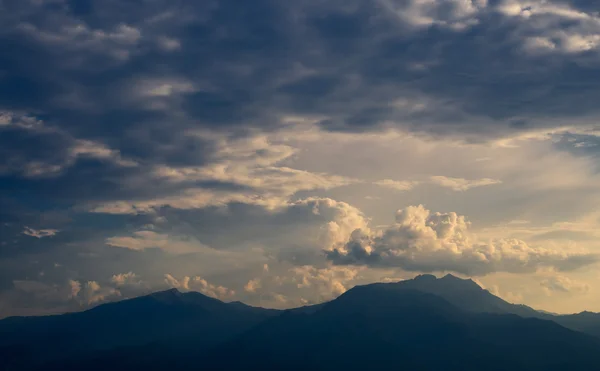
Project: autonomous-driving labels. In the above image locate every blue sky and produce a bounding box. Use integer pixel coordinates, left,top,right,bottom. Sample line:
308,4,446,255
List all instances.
2,0,600,317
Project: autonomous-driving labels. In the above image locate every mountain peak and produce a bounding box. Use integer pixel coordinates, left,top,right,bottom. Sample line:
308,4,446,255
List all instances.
149,288,183,302
403,273,482,292
441,273,462,280
159,287,181,295
440,274,480,286
413,274,437,282
409,274,481,289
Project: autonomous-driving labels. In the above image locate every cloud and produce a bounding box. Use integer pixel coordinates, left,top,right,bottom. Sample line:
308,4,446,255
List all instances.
541,275,591,295
244,278,262,293
110,272,141,287
105,231,208,254
130,77,197,103
70,140,137,168
3,0,600,230
81,281,121,305
164,274,235,300
374,179,419,191
156,36,181,52
498,0,600,54
23,227,59,238
374,176,502,192
4,0,600,317
326,205,598,275
88,133,355,214
68,280,81,299
98,196,368,269
164,274,187,290
17,20,141,61
3,0,600,149
290,266,359,299
238,265,362,308
0,112,136,179
530,230,597,241
429,176,502,191
378,0,487,30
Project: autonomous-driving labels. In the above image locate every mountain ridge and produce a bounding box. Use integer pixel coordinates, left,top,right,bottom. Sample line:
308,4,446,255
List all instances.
0,274,588,321
4,274,600,371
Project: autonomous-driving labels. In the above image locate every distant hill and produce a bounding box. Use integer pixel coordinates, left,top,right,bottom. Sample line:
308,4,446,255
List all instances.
388,274,600,338
4,274,600,371
389,274,542,317
207,285,600,371
0,288,278,369
552,310,600,338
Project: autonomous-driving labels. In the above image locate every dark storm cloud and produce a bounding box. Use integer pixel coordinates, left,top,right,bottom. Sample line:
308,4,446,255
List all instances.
143,199,355,260
2,0,599,234
2,0,600,147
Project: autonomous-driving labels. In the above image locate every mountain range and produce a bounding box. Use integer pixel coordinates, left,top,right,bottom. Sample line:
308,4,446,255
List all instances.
2,274,600,370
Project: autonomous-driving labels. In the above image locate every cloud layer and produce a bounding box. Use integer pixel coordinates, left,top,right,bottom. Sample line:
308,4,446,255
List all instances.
327,205,598,275
2,0,600,316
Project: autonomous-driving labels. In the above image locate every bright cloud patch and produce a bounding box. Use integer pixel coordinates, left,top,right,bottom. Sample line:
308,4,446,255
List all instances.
164,274,235,300
374,179,419,191
326,205,598,275
429,176,502,191
110,272,141,287
105,231,208,254
90,133,355,214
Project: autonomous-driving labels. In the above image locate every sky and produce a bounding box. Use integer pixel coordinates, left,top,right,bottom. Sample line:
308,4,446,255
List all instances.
2,0,600,317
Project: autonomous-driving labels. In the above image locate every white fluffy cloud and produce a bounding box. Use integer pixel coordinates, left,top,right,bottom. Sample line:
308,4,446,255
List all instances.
110,272,141,287
68,280,81,299
81,281,121,305
290,265,360,300
318,198,371,251
244,278,262,293
327,205,598,275
164,274,235,300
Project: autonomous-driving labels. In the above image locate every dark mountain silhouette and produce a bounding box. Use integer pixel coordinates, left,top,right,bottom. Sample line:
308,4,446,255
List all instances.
206,286,600,371
390,274,542,317
0,288,278,369
3,274,600,371
390,274,600,338
552,310,600,338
